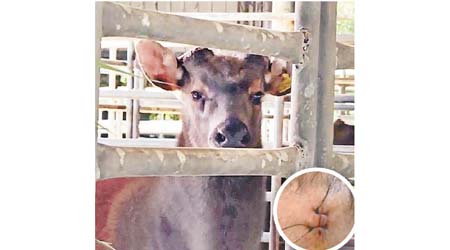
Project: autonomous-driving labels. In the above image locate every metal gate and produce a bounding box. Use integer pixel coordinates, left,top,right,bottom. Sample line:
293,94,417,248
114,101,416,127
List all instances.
95,2,353,250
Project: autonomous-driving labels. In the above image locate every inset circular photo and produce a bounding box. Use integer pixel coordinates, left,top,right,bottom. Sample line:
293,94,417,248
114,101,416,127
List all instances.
274,168,354,250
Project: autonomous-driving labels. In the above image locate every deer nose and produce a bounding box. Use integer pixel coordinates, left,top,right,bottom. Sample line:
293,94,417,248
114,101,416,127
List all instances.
214,117,251,148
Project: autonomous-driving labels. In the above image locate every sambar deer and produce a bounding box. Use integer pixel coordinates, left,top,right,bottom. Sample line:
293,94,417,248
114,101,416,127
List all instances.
96,40,290,250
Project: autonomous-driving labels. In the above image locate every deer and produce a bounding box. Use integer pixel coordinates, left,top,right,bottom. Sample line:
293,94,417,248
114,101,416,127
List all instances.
96,40,291,250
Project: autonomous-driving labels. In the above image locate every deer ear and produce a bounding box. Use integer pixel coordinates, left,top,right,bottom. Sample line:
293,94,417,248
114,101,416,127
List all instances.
135,40,185,91
264,58,291,96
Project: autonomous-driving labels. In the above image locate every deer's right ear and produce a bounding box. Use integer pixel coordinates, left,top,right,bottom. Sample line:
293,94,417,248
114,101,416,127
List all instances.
135,40,186,91
264,58,292,96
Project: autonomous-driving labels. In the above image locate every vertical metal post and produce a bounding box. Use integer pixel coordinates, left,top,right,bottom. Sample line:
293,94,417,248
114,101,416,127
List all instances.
126,41,134,138
286,2,337,247
132,65,142,139
289,2,321,169
270,80,284,250
270,2,291,250
315,2,337,168
272,97,284,148
115,109,121,139
95,3,103,139
95,2,103,178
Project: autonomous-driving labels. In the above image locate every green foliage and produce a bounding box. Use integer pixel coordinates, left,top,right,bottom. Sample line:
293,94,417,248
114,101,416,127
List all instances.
164,114,180,120
97,60,138,77
337,19,354,34
116,75,128,87
139,113,180,121
139,113,160,120
149,113,160,120
337,1,354,35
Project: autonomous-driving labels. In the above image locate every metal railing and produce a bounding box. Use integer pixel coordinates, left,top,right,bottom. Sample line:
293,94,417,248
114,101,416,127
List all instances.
95,2,351,250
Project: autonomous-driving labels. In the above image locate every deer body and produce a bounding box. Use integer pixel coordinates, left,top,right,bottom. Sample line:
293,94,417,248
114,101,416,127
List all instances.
97,177,266,250
96,40,290,250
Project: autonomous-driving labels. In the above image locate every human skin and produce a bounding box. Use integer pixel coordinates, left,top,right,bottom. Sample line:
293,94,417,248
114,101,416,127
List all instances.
277,172,354,250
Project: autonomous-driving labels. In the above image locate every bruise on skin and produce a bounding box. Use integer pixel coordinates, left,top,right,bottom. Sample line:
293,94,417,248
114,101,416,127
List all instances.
160,216,173,236
206,176,267,250
287,181,333,246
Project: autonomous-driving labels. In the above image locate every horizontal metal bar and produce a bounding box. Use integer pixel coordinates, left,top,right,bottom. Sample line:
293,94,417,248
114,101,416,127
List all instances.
100,90,354,105
333,145,355,154
98,139,354,154
334,104,354,111
336,41,354,69
334,95,354,103
98,138,177,148
99,100,350,113
138,99,181,109
153,12,351,23
163,12,296,21
99,89,176,99
98,104,127,109
331,152,354,178
96,143,353,179
139,120,181,134
97,143,303,178
101,2,305,63
100,59,128,66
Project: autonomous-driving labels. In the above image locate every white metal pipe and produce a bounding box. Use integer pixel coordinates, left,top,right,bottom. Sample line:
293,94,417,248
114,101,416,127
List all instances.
334,104,354,111
280,0,300,247
333,145,354,154
126,41,134,138
95,142,353,178
334,94,354,103
154,12,351,22
289,2,321,169
163,12,296,21
98,138,177,148
99,89,178,99
95,3,103,140
102,2,306,63
96,144,303,179
315,2,337,168
131,79,140,139
270,2,292,250
131,59,142,139
273,100,285,149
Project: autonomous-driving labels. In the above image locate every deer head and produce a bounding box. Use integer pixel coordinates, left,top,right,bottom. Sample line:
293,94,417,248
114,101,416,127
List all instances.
136,40,291,148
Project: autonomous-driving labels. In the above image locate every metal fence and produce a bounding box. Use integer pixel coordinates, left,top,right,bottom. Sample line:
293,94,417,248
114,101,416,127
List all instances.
95,2,353,250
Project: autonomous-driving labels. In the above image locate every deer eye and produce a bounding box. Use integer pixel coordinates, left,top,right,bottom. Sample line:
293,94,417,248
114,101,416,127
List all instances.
250,91,264,105
191,91,203,101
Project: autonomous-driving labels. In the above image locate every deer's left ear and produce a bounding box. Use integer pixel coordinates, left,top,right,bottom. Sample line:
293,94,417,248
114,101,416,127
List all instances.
264,58,291,96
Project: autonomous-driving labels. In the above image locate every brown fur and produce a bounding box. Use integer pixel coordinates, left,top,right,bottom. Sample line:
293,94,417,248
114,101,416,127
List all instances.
175,50,270,148
96,40,290,250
